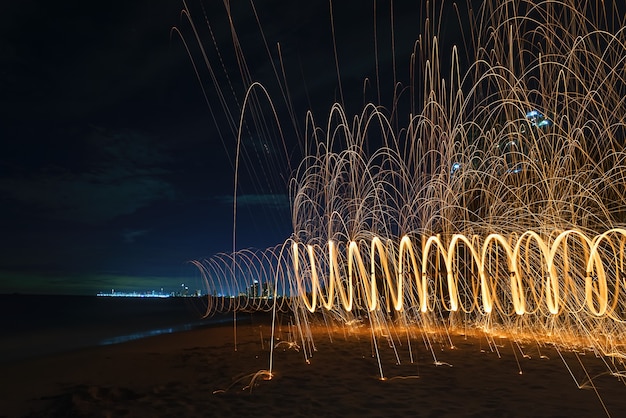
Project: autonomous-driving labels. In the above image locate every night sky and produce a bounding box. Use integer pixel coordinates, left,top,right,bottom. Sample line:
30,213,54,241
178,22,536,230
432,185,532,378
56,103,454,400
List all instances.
1,1,459,295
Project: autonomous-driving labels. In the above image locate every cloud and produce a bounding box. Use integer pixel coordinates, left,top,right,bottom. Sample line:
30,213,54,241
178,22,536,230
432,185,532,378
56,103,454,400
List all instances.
122,229,150,243
0,169,174,224
0,127,175,224
0,270,194,295
88,274,190,293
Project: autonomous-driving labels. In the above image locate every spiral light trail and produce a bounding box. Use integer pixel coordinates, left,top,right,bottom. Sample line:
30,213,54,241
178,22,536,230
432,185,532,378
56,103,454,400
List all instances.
185,0,626,381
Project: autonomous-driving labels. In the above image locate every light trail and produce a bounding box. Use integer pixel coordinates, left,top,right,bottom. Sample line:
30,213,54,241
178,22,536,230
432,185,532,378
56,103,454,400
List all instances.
192,229,626,360
291,229,626,320
180,0,626,406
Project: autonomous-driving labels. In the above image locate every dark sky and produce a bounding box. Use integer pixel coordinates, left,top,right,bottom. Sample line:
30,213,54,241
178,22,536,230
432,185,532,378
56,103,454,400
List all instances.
0,1,457,295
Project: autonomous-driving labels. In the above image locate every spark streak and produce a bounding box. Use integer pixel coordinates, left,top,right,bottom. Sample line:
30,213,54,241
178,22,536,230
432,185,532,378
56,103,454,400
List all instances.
182,0,626,401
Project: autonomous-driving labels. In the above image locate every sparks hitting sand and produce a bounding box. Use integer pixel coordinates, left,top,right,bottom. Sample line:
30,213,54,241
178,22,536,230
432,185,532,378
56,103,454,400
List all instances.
176,1,626,416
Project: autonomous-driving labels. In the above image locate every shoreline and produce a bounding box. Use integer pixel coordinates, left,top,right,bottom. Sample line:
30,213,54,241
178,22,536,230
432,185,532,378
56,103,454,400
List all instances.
0,294,238,365
3,315,626,417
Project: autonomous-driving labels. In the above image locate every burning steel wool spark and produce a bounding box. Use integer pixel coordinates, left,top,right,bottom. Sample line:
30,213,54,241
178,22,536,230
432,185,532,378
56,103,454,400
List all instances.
177,0,626,412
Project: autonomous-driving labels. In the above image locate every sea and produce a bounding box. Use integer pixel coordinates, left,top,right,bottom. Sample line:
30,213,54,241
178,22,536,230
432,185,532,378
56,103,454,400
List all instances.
0,294,235,364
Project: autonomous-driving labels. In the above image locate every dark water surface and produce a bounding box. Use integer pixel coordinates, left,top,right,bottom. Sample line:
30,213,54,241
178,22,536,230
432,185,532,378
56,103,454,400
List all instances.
0,294,232,363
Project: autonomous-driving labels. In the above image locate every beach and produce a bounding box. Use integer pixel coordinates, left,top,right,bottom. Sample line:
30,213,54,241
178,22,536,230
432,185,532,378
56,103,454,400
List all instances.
3,314,626,417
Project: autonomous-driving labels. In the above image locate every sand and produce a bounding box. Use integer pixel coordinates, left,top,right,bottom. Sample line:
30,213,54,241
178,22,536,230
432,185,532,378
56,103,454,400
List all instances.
2,314,626,418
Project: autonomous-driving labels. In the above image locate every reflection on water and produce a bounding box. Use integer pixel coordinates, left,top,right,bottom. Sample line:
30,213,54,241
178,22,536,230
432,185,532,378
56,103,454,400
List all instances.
96,316,237,346
99,323,199,346
0,294,228,363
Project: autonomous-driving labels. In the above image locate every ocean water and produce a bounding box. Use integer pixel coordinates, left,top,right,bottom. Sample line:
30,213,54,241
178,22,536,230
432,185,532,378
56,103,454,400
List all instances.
0,294,233,363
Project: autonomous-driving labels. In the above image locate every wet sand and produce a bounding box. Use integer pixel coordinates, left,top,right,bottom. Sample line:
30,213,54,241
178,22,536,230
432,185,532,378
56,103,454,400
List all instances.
3,314,626,417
